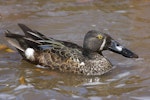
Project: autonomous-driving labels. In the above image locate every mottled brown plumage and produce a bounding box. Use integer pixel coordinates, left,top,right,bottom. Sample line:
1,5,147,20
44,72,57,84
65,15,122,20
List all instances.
5,24,138,76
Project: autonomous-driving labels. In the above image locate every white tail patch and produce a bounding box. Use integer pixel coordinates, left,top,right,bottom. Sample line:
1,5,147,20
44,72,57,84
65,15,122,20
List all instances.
25,48,35,61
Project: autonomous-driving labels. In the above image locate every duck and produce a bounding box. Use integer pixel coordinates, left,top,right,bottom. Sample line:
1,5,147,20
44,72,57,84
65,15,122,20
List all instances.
5,24,138,76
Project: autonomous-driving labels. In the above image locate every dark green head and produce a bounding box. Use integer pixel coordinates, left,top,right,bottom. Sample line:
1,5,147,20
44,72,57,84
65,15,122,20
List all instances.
83,30,138,58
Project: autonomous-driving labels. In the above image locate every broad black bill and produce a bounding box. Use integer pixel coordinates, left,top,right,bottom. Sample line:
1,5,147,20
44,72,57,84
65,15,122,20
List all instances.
108,40,138,58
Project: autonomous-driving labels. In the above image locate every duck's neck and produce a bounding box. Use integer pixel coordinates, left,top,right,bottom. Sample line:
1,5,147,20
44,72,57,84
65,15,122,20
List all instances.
82,49,102,59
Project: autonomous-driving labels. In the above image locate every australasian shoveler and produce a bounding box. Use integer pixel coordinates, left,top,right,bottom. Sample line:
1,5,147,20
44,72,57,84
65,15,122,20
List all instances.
5,24,138,76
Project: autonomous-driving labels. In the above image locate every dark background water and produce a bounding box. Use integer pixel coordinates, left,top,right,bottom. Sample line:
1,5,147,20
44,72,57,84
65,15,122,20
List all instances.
0,0,150,100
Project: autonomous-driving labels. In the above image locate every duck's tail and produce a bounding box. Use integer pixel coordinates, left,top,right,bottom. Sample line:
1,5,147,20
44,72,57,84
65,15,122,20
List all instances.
5,30,28,58
5,24,48,59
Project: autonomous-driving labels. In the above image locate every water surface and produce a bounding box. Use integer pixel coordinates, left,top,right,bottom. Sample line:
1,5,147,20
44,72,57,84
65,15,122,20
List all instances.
0,0,150,100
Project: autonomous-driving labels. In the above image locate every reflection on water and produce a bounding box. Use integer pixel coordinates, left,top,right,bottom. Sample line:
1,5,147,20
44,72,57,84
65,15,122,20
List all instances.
0,0,150,100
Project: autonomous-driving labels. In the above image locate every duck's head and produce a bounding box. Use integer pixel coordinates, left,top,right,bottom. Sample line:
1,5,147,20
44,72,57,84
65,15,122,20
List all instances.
83,30,138,58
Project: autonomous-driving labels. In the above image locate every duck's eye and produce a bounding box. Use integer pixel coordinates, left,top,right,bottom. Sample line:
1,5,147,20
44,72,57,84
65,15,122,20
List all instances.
97,34,103,40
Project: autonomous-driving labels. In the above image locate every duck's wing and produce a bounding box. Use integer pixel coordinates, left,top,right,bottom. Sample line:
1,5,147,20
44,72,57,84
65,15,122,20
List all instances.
5,24,83,63
18,23,83,50
18,23,50,40
58,40,83,51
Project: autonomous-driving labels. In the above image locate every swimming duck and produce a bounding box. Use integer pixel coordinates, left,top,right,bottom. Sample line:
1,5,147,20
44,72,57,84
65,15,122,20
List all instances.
5,24,138,76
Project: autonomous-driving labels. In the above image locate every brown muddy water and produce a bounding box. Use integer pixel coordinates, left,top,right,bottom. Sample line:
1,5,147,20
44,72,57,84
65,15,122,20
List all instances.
0,0,150,100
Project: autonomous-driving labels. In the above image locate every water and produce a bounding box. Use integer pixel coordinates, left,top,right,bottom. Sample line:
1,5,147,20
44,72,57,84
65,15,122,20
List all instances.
0,0,150,100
